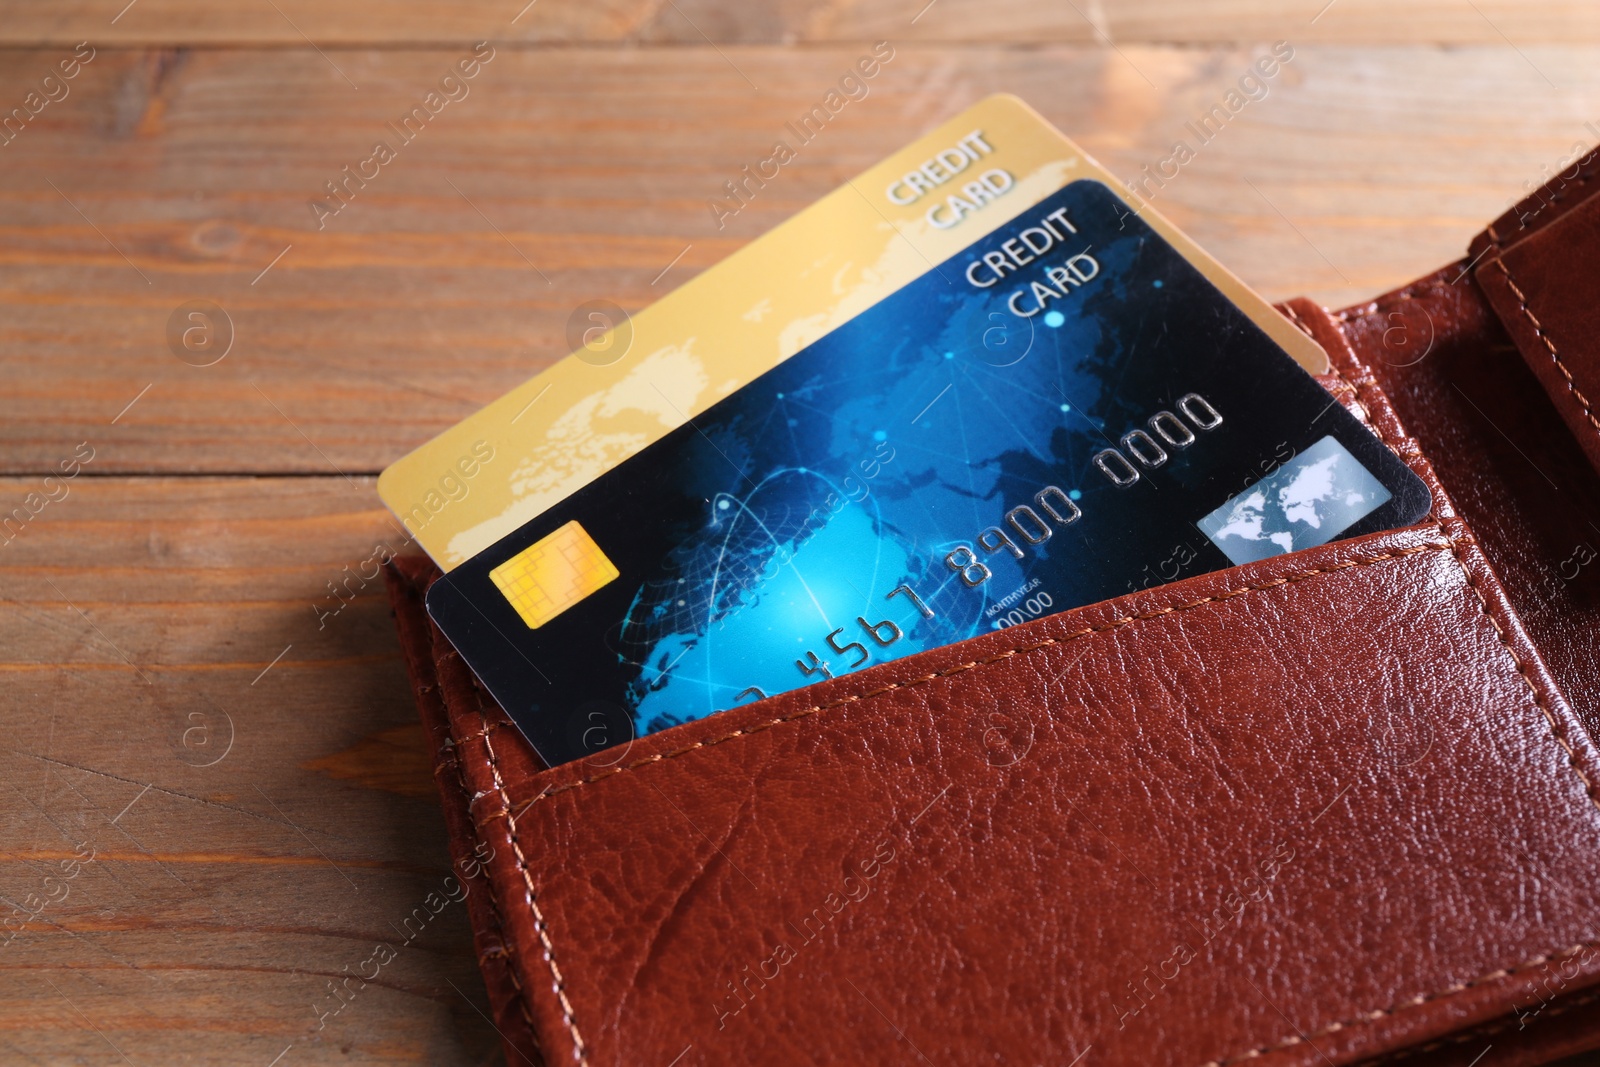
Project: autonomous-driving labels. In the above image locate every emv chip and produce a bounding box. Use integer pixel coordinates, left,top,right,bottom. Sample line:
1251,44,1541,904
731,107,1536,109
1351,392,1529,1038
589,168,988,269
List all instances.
488,520,619,629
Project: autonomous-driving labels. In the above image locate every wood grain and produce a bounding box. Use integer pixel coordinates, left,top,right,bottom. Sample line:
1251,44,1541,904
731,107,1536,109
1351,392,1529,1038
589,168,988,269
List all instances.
4,5,1600,1063
3,44,1599,475
0,475,500,1065
0,0,1597,46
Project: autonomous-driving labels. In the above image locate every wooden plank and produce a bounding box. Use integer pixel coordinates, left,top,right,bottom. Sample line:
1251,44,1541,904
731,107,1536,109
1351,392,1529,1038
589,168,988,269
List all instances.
0,475,500,1065
2,21,1598,1065
0,0,1598,46
2,42,1598,478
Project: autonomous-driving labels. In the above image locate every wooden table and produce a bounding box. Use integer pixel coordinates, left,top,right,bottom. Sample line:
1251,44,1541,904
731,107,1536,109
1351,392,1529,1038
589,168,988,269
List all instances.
2,2,1599,1063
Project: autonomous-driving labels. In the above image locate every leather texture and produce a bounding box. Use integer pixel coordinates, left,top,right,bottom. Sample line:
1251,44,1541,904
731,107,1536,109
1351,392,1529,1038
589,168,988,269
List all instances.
1469,138,1600,481
388,564,545,1063
1332,270,1600,743
383,173,1600,1067
1473,178,1600,480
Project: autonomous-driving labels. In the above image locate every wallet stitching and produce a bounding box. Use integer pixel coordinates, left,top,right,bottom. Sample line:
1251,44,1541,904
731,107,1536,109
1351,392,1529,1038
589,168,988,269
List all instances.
439,712,545,1059
466,676,591,1063
1200,941,1600,1067
1358,983,1600,1066
1323,360,1378,433
1487,217,1507,253
1443,534,1600,817
452,722,512,747
394,569,548,1061
1487,249,1600,441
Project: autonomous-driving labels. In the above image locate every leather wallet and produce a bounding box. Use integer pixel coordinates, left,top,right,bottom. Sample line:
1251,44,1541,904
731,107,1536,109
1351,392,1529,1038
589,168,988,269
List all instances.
384,153,1600,1067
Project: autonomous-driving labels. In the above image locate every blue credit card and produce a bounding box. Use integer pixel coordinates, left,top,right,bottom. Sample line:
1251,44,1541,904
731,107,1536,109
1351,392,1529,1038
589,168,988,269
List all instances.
428,180,1430,767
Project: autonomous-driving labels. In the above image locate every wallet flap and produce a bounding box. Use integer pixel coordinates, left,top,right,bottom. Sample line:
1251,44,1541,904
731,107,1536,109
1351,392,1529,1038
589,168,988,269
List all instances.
1472,143,1600,255
1470,147,1600,478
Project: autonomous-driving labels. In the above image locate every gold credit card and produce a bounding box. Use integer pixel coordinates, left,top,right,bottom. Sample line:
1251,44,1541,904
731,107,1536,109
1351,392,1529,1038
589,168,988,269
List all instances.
379,94,1327,570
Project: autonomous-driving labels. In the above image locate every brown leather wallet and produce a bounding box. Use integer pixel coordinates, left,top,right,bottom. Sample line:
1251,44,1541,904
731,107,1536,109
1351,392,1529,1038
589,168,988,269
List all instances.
384,155,1600,1067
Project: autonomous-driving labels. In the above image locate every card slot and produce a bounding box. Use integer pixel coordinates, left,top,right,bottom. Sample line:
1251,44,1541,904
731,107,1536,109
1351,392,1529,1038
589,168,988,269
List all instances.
495,510,1487,800
431,353,1600,1067
457,354,1449,800
495,359,1444,794
446,508,1600,1067
528,523,1448,789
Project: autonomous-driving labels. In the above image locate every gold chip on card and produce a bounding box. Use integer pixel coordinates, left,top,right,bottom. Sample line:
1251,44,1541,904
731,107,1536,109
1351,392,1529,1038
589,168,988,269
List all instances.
488,521,619,630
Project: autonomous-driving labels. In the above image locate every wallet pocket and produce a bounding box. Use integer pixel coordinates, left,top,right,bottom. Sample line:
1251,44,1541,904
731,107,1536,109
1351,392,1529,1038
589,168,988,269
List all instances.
434,362,1600,1067
457,528,1600,1067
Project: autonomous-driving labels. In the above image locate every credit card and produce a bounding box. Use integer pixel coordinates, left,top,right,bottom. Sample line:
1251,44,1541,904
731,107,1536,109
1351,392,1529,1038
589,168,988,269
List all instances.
426,179,1428,767
379,94,1327,571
